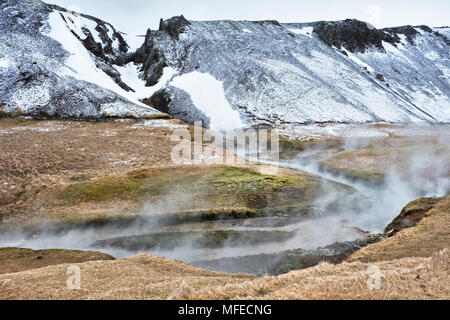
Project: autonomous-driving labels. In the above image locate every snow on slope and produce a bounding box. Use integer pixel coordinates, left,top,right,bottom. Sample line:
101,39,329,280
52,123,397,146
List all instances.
0,0,157,119
45,11,150,109
350,28,450,122
434,27,450,40
170,72,244,130
137,17,450,126
1,0,449,126
0,58,12,69
115,63,177,100
287,27,314,38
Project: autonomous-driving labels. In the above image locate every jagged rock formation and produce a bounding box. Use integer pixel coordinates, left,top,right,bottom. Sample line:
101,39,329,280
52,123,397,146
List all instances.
139,17,450,127
0,0,157,119
0,0,449,127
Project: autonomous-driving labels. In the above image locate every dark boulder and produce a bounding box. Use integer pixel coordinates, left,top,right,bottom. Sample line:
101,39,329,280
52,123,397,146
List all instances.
159,15,191,40
376,74,385,82
150,87,211,127
150,89,172,114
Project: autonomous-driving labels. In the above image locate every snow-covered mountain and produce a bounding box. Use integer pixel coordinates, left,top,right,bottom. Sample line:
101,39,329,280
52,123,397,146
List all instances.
1,0,449,128
0,0,158,119
140,17,450,128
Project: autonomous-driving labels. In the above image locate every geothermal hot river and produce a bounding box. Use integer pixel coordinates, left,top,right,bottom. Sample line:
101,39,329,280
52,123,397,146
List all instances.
1,124,449,275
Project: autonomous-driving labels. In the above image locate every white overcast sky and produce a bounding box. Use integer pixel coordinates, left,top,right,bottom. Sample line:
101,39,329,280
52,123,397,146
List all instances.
48,0,449,35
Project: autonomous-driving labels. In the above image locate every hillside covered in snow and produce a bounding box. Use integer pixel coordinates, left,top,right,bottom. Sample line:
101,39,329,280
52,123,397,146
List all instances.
0,0,449,128
0,0,158,119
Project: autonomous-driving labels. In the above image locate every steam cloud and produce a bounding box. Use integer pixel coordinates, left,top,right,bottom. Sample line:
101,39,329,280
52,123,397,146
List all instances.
0,124,448,274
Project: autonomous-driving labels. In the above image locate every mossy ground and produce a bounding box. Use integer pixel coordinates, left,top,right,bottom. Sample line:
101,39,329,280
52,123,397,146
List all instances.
320,145,449,184
278,135,343,160
60,166,319,217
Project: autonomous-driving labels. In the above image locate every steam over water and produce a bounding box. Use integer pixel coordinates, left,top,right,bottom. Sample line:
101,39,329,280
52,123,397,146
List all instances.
1,124,449,275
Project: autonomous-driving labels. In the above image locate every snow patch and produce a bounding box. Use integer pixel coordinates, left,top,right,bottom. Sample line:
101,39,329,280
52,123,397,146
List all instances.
121,34,145,51
288,27,313,37
398,34,408,45
0,58,11,69
424,50,440,61
342,49,375,73
131,120,188,130
59,12,101,43
169,72,244,131
382,41,399,54
116,63,177,99
46,11,152,110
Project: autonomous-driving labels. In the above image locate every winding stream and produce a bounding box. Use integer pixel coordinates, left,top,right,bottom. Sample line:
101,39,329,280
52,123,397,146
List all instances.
1,124,449,275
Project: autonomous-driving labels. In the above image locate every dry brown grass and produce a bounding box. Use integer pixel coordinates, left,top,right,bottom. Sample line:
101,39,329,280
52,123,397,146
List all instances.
2,118,350,229
348,196,450,263
0,248,114,275
0,119,183,221
0,119,241,227
0,250,447,300
0,254,255,300
178,250,449,300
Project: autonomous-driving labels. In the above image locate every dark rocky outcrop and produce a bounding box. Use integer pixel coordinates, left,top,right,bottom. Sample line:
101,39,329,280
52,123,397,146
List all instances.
48,4,129,56
131,30,167,86
49,4,133,92
251,20,282,27
312,19,399,53
79,28,106,59
385,197,442,234
131,16,192,86
383,25,419,44
150,88,211,127
158,15,191,40
310,19,434,53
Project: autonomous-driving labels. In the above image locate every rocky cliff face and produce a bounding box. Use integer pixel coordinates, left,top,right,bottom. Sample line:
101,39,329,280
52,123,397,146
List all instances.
1,0,449,127
139,17,450,128
0,0,157,119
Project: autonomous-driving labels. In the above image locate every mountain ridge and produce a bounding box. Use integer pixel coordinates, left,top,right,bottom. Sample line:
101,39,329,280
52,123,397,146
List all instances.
0,0,449,128
139,15,449,127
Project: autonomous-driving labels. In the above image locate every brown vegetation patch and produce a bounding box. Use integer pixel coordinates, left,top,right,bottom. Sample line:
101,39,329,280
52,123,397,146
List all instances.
0,247,114,275
0,250,447,300
347,196,450,263
320,144,449,183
